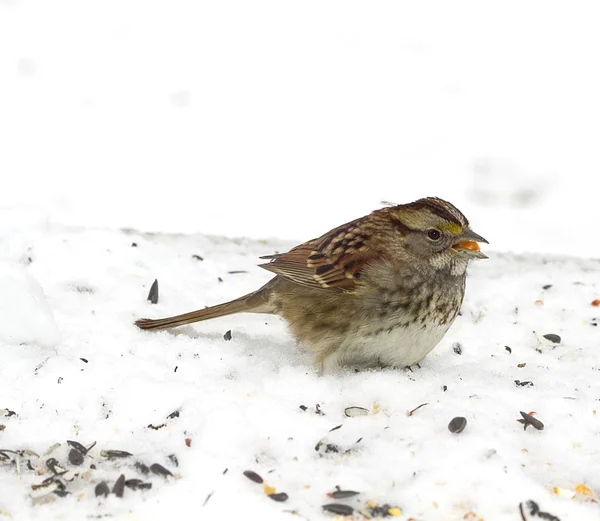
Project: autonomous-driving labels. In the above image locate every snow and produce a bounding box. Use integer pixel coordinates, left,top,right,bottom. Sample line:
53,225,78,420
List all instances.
1,1,600,519
1,221,599,520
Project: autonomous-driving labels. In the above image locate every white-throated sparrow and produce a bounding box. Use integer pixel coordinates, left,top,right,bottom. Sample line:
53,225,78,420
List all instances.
136,197,487,372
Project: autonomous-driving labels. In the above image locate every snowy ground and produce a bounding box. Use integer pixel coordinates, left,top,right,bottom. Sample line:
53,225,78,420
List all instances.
1,219,599,521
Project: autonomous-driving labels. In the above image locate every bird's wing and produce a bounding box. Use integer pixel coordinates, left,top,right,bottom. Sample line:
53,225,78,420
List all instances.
259,218,377,291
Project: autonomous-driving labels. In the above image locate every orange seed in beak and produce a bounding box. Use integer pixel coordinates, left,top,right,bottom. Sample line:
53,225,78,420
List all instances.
457,241,481,251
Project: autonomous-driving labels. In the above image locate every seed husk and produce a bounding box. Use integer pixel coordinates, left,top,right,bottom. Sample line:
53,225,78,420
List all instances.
517,411,544,431
344,406,369,417
452,342,463,355
323,504,354,515
67,440,90,454
31,481,59,499
223,330,232,341
243,470,263,484
514,380,534,387
448,416,467,433
101,450,132,459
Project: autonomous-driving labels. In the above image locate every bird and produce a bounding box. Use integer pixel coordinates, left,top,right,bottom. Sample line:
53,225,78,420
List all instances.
135,197,487,373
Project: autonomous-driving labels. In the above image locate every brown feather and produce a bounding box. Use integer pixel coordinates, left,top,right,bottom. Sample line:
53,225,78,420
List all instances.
259,217,378,291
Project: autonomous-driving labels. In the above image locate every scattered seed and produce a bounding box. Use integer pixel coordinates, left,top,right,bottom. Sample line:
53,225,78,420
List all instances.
174,366,178,373
505,346,512,354
269,492,289,502
101,450,132,459
150,463,172,477
315,439,340,454
68,440,91,454
167,410,180,419
147,423,166,430
30,481,59,499
520,500,560,521
185,438,192,447
80,358,88,363
223,468,228,475
68,448,84,466
329,424,343,432
517,411,544,431
330,487,360,499
223,330,232,341
315,404,325,416
112,474,125,498
542,333,561,344
147,279,159,304
452,342,463,355
542,284,552,290
517,363,527,368
131,242,138,247
344,406,369,417
299,405,308,412
217,277,223,282
125,479,152,490
46,458,64,474
406,403,428,416
203,491,214,506
134,462,150,474
243,470,263,484
514,380,534,387
2,409,17,417
192,254,204,261
168,454,179,467
227,270,248,274
448,416,467,433
95,481,110,497
323,504,354,515
442,385,448,391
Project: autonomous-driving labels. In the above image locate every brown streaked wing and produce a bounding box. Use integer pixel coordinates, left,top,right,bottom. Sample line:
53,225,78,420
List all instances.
259,218,376,291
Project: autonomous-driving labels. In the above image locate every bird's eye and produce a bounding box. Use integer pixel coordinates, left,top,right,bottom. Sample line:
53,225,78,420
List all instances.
427,229,441,241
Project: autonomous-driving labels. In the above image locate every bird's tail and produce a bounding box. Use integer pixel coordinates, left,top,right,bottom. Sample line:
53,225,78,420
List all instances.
135,287,274,331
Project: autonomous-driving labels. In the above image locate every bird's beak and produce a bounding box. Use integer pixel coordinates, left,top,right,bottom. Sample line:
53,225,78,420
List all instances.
452,229,489,259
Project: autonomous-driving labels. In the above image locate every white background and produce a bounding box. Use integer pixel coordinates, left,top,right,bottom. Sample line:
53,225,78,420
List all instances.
1,1,599,256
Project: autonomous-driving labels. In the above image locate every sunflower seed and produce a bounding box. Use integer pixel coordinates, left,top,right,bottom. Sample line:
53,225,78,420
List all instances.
68,449,84,466
243,470,263,484
269,492,289,502
147,279,159,304
95,481,110,497
113,474,125,497
223,330,232,341
331,487,360,499
125,479,152,490
150,463,172,477
542,333,561,344
448,416,467,433
322,504,354,515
